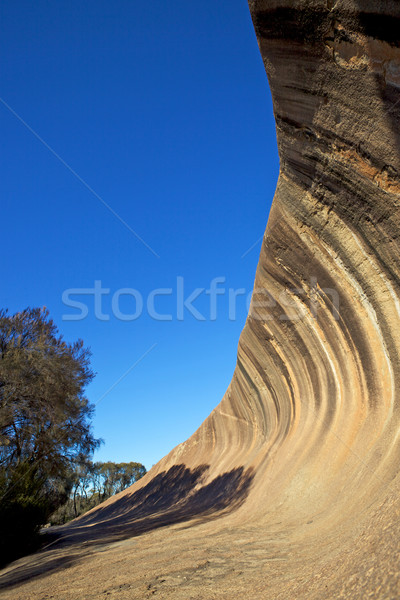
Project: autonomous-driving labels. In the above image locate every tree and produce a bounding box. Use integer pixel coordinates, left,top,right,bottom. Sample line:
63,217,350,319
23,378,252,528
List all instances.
0,307,100,564
97,461,147,498
50,460,147,524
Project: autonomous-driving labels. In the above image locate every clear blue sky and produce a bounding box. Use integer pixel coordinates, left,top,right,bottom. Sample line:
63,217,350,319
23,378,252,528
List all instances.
1,0,278,469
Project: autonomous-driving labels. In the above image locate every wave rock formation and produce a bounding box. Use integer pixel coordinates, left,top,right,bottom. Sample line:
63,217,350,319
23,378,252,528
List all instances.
2,1,400,598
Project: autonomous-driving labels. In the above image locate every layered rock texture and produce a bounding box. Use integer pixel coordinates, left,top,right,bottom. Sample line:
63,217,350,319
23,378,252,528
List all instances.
2,1,400,598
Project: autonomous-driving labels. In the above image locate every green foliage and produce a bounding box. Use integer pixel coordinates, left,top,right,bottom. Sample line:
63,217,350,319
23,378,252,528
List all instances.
96,461,147,498
0,307,100,565
50,460,147,524
0,462,59,563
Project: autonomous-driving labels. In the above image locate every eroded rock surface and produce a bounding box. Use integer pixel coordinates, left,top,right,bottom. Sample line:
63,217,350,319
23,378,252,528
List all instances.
2,2,400,598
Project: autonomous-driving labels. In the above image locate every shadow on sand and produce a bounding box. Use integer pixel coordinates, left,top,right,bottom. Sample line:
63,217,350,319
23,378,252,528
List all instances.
0,463,254,591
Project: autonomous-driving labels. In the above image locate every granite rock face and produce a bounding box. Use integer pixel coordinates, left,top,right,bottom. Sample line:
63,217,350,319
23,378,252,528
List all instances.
2,2,400,598
76,0,400,566
149,0,400,528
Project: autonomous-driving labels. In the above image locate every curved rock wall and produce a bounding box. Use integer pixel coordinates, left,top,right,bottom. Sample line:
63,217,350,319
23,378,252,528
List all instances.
130,0,400,532
65,0,400,550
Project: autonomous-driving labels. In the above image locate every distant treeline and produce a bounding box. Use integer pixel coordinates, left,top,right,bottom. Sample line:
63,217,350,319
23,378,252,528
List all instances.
50,460,146,524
